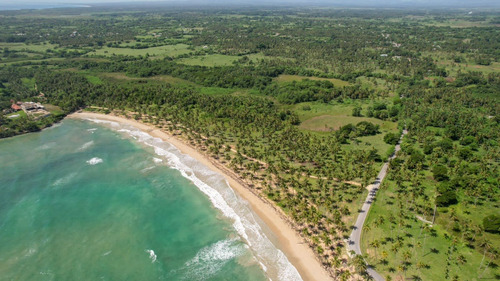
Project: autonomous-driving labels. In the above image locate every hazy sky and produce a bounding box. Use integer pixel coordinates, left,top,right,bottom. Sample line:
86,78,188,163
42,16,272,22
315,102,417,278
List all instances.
2,0,500,8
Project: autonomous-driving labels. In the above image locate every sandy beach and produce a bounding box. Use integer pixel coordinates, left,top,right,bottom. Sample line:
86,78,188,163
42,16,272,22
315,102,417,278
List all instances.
67,111,332,281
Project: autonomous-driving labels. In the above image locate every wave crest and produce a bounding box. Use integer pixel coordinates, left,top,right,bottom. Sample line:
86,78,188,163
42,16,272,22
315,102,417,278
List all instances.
86,157,103,165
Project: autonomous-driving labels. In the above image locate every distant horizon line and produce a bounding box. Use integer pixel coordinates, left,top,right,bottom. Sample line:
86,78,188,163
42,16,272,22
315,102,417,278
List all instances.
1,0,500,10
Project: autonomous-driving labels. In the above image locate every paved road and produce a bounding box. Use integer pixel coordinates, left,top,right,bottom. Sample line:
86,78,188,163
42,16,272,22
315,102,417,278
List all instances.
347,129,407,281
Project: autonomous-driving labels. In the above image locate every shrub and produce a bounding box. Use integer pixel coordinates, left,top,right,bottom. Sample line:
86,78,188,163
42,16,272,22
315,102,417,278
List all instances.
384,132,400,145
356,121,379,136
352,106,362,116
436,190,458,207
458,147,472,160
483,215,500,234
432,164,449,181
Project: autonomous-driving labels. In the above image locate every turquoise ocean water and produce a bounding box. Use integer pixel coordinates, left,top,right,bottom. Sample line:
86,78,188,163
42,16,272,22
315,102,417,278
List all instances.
0,118,302,281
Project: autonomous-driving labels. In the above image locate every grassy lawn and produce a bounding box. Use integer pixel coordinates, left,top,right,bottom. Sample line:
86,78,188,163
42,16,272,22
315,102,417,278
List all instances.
43,104,64,115
0,58,65,67
275,74,351,87
0,42,58,52
289,101,398,160
292,102,397,131
363,179,500,281
300,115,396,132
292,102,355,121
421,19,498,28
177,54,241,66
6,110,27,119
87,44,193,58
85,75,103,85
21,78,36,89
176,53,267,67
422,51,500,77
199,87,236,95
99,72,196,86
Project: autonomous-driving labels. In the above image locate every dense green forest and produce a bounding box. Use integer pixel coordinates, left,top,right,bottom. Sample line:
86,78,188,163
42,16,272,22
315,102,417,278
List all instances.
0,5,498,280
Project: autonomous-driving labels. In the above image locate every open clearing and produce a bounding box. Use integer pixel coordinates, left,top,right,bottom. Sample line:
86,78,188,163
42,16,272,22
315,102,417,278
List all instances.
275,74,351,87
0,42,58,52
87,44,193,58
177,53,266,67
99,72,196,85
299,115,397,132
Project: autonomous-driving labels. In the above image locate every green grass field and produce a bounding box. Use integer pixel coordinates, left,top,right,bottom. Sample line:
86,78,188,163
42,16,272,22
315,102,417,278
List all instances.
87,44,193,58
85,75,103,85
0,42,57,52
177,54,239,66
99,72,196,86
421,19,498,28
275,74,351,87
290,101,398,160
422,51,500,77
42,104,64,115
363,179,500,281
6,110,27,119
0,58,65,67
299,115,396,131
177,53,267,67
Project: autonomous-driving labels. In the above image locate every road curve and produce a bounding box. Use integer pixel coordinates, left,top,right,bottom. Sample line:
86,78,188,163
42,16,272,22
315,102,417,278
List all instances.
347,129,407,281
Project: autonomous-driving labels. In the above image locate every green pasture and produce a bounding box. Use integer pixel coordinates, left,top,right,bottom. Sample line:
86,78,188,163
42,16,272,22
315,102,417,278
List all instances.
363,178,500,281
87,44,193,58
275,74,351,87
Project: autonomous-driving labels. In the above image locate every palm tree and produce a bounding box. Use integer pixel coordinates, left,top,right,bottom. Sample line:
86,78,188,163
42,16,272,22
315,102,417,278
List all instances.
351,255,367,275
381,250,389,265
370,239,381,259
339,270,351,281
397,264,407,280
478,239,491,271
479,250,498,279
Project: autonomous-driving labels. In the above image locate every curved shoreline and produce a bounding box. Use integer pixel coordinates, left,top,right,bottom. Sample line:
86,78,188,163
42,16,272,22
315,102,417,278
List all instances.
67,111,332,281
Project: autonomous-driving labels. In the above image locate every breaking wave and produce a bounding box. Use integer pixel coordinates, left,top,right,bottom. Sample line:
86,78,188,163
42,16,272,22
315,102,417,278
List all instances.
52,172,78,187
179,239,245,280
78,140,94,152
146,249,157,263
86,157,103,165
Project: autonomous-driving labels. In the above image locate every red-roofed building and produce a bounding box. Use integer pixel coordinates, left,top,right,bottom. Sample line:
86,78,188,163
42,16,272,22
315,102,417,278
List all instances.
11,104,21,111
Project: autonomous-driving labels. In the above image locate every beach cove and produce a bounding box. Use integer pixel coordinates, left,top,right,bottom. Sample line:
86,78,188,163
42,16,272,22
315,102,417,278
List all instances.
67,112,332,281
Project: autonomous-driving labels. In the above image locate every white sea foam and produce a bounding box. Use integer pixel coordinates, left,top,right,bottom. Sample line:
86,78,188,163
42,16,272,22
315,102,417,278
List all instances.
24,248,37,257
52,172,78,187
140,166,156,173
85,118,120,128
84,118,303,281
77,140,94,152
86,157,103,165
180,239,244,280
36,142,56,150
87,128,98,133
153,157,163,164
146,249,157,263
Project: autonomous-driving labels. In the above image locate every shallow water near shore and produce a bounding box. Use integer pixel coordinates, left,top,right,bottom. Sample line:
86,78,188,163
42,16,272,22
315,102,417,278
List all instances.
0,119,301,280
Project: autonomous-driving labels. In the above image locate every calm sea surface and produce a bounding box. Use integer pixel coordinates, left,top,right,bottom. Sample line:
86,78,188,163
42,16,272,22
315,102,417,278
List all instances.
0,119,302,280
